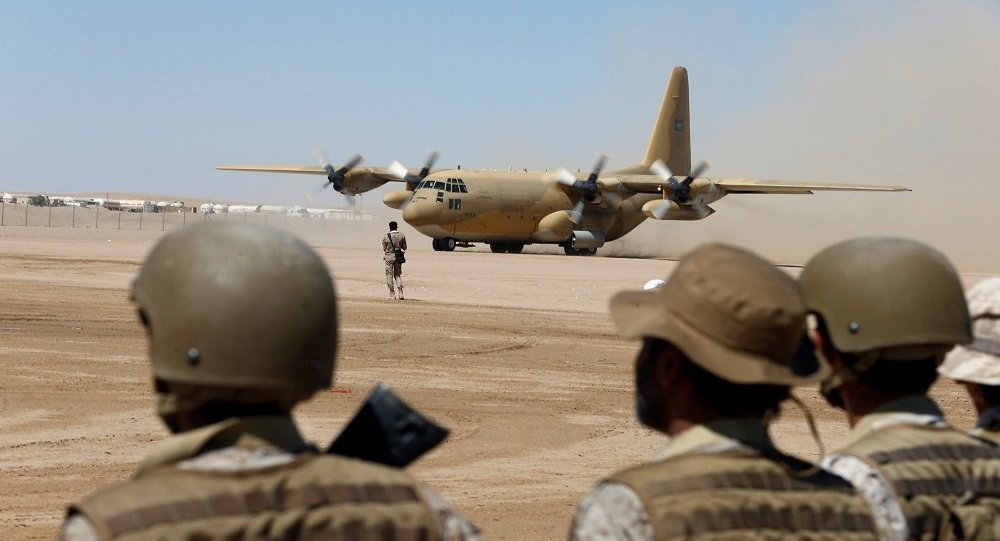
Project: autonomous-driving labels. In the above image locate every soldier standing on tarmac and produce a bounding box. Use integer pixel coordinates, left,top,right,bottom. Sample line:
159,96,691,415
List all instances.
383,221,407,300
938,277,1000,444
570,243,878,541
800,237,1000,541
61,222,478,540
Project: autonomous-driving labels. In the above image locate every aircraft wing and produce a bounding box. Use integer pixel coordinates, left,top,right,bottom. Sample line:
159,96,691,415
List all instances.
216,164,410,195
216,164,409,182
216,164,326,175
617,175,908,195
711,178,910,194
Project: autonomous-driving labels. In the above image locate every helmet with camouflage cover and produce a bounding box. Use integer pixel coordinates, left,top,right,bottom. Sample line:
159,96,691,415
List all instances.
132,222,337,416
940,278,1000,386
800,237,970,358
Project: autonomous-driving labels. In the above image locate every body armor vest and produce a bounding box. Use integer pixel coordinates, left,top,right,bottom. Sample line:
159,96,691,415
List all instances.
837,423,1000,541
975,429,1000,445
70,453,440,540
610,449,877,540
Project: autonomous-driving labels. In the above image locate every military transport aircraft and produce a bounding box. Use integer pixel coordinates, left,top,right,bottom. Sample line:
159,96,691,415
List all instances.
218,66,906,256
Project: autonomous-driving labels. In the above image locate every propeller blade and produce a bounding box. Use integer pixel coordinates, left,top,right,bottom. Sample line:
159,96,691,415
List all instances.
554,167,578,186
649,159,673,182
419,150,439,179
586,155,607,184
313,148,336,184
387,160,409,181
335,153,364,177
567,198,586,224
313,147,331,168
682,160,709,186
653,201,672,220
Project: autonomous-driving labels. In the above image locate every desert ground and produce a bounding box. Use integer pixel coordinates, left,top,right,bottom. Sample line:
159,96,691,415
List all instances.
0,211,987,540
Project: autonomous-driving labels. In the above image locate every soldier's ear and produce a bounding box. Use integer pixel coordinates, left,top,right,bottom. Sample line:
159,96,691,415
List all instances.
809,322,845,371
655,343,687,391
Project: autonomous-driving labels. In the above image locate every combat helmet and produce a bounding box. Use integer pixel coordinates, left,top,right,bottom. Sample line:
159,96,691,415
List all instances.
132,222,337,418
799,237,971,397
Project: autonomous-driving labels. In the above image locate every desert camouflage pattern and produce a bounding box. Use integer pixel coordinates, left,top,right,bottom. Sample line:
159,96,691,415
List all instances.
572,418,876,541
940,277,1000,386
383,230,406,298
62,415,479,541
822,395,1000,541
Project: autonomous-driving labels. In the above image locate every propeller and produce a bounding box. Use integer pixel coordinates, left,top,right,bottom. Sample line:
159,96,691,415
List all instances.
313,148,363,195
387,150,440,188
555,154,606,202
649,159,709,204
554,155,609,225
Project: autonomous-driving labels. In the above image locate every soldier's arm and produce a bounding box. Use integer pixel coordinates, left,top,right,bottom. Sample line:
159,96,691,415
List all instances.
399,234,407,251
822,453,908,541
418,485,481,541
59,515,99,541
569,481,653,541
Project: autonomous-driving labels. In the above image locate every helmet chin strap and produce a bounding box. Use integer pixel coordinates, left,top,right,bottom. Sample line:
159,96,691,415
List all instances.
761,394,827,478
819,350,880,409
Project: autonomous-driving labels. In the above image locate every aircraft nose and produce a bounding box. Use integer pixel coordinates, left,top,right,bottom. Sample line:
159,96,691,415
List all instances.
402,198,441,227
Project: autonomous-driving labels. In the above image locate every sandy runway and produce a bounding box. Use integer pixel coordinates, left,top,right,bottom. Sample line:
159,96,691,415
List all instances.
0,223,984,540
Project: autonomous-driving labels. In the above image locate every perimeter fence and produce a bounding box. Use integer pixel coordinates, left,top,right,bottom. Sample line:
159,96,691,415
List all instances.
0,202,374,238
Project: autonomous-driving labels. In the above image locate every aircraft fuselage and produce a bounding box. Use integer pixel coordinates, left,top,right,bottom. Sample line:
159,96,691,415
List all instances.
399,169,672,247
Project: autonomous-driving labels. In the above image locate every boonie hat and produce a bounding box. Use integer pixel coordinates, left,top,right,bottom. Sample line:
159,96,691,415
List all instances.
940,278,1000,386
610,243,828,385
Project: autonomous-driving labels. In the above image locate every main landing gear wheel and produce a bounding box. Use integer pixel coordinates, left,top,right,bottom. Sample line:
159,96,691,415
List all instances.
564,245,597,256
433,237,456,252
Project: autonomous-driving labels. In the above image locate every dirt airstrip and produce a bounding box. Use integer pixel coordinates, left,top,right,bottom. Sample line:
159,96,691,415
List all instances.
0,220,985,540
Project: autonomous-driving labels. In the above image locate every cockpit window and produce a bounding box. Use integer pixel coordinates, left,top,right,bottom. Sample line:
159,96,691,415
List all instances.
434,181,445,190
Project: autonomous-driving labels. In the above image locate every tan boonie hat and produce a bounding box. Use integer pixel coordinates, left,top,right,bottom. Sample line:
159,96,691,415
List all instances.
940,278,1000,386
610,243,829,385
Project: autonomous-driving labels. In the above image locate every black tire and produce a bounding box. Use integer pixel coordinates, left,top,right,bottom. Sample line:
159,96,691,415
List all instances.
507,243,524,254
490,243,505,253
443,237,456,251
564,245,580,256
432,239,442,251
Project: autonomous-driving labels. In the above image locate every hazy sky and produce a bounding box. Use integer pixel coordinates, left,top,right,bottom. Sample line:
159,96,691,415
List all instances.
3,2,999,269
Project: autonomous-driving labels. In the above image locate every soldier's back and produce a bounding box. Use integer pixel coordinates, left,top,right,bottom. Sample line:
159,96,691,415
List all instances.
598,450,877,540
69,453,441,540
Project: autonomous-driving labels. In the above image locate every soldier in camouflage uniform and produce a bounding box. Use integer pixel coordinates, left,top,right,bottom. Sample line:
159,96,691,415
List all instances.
61,222,478,541
383,221,407,300
571,243,878,541
801,237,1000,541
938,277,1000,444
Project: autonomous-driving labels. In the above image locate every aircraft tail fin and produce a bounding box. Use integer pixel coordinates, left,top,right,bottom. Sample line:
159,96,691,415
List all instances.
641,66,691,175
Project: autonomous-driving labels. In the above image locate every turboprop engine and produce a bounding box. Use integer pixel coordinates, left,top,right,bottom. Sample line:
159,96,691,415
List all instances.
641,199,715,220
383,190,413,210
533,210,576,242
